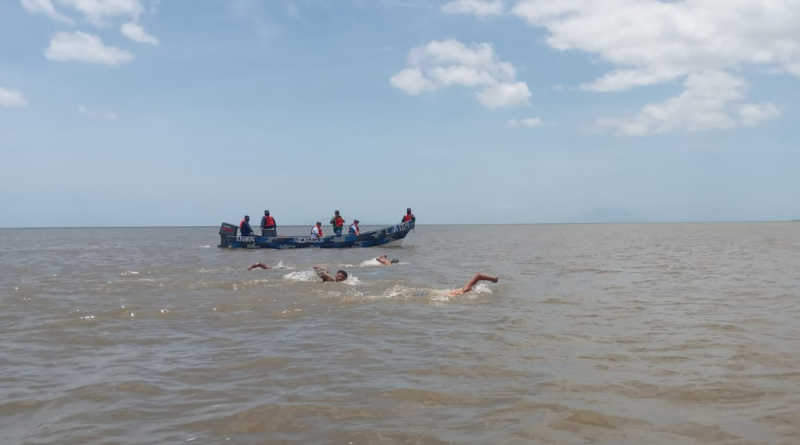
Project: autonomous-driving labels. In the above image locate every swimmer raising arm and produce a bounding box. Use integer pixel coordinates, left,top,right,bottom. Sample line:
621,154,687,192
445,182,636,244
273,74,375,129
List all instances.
447,273,499,297
247,262,270,270
376,254,399,266
314,266,348,282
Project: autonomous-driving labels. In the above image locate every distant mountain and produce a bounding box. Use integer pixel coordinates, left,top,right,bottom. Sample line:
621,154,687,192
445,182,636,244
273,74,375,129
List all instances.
573,208,648,224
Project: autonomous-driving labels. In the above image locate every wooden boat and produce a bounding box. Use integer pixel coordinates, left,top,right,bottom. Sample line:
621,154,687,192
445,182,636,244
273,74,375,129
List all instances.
217,220,415,249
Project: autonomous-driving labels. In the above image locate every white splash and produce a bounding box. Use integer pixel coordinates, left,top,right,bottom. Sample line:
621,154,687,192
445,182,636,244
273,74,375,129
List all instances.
274,260,293,270
283,270,317,282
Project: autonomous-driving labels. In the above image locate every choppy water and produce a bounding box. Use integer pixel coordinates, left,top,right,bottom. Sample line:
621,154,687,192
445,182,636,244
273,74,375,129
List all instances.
1,223,799,445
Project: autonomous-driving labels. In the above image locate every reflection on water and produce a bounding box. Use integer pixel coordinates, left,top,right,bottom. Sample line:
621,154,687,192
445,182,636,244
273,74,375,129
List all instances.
1,223,799,444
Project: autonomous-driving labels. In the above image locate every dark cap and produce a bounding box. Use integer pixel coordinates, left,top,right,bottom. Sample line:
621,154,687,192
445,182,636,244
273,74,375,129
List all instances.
335,210,340,214
265,210,269,214
245,215,250,219
407,208,412,212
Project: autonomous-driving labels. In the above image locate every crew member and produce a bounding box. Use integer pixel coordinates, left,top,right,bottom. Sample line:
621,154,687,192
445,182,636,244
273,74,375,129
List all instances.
260,210,276,236
310,222,324,239
402,208,416,223
349,219,360,235
239,215,255,236
330,210,345,236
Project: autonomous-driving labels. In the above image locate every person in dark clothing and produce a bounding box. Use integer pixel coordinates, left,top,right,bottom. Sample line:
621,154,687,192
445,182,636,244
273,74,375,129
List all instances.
239,215,255,236
260,210,276,236
402,208,416,223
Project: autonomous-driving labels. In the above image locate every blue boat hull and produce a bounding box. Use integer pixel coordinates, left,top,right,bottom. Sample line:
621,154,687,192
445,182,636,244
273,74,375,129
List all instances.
219,221,415,249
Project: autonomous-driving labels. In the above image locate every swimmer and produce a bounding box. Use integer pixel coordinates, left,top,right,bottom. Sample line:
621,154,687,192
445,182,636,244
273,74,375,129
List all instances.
447,273,499,296
375,254,400,266
313,265,348,282
246,262,271,270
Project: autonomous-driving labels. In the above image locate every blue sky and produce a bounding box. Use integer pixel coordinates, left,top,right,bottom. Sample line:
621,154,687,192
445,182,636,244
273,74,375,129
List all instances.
1,0,798,227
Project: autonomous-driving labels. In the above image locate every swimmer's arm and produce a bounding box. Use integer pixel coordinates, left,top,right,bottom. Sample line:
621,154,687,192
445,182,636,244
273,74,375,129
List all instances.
313,266,335,282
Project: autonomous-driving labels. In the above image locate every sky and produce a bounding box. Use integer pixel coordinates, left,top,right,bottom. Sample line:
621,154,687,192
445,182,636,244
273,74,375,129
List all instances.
1,0,799,227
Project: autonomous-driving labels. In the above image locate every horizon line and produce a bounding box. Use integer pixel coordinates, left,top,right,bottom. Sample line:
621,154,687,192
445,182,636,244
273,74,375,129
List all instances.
1,220,797,230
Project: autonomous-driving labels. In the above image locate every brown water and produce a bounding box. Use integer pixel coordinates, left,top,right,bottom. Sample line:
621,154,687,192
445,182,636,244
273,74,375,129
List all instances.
1,223,799,445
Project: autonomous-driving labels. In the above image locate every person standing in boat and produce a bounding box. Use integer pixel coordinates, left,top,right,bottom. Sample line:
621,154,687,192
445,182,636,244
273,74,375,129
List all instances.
260,210,276,236
330,210,345,236
239,215,255,236
349,219,360,235
402,208,416,223
310,222,324,240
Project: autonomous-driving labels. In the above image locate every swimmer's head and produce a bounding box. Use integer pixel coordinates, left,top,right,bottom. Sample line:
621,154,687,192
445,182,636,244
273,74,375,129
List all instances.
335,270,348,282
391,259,400,264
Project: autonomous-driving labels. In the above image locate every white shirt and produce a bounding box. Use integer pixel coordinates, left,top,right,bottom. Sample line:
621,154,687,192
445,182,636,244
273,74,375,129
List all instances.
311,226,321,239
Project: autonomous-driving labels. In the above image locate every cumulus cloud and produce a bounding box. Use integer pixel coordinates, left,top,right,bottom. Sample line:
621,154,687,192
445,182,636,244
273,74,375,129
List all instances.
58,0,143,26
507,117,544,128
20,0,73,23
78,105,118,120
121,22,158,45
46,31,133,65
596,71,780,135
0,87,28,108
512,0,799,133
441,0,504,17
391,39,531,109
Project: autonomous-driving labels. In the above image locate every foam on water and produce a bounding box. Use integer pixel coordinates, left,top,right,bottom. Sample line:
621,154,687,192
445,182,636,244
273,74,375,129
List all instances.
283,270,317,282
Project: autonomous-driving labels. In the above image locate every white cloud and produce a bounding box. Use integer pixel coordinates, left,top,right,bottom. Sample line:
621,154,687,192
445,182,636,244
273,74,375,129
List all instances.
596,71,780,136
512,0,799,133
507,117,543,128
441,0,504,17
390,68,435,95
0,87,28,108
20,0,73,23
58,0,143,26
78,105,118,120
46,31,133,65
477,82,531,109
121,22,158,45
391,39,531,109
738,103,781,128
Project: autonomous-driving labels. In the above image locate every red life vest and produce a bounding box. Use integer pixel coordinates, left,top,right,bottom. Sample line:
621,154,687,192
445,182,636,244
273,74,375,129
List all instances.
263,215,275,228
333,216,344,227
240,219,247,229
402,214,414,222
311,226,323,237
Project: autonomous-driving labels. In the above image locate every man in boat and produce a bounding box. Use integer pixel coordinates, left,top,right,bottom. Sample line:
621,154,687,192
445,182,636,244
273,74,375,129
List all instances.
313,266,348,282
310,222,324,239
375,254,399,265
260,210,276,236
239,215,255,236
447,273,499,296
330,210,345,236
349,219,360,235
402,208,416,223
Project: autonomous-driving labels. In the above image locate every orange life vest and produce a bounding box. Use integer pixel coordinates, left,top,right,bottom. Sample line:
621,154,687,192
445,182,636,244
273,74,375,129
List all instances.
263,215,275,228
402,214,414,222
